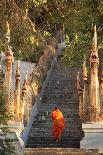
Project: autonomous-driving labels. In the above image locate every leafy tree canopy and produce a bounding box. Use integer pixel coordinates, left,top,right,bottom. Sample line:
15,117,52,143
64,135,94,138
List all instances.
0,0,103,65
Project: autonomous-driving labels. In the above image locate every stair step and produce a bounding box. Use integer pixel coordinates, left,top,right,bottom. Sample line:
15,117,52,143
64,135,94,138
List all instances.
24,148,100,155
26,58,83,148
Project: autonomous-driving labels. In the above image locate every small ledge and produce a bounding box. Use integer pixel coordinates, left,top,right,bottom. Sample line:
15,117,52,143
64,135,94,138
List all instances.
82,123,103,132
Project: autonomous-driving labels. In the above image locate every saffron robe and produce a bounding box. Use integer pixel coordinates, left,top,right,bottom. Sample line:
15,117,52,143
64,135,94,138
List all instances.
52,110,65,140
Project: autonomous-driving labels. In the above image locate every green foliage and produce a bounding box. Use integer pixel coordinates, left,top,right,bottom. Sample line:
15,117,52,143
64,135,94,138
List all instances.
62,0,103,66
0,138,16,155
28,0,103,66
0,0,50,63
63,40,84,67
1,0,103,65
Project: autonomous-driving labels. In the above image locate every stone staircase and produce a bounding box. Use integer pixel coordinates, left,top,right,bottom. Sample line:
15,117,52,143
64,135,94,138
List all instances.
24,148,103,155
25,57,84,148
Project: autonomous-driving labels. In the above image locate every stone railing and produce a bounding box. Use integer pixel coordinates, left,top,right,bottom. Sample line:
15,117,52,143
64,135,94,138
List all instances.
20,44,56,143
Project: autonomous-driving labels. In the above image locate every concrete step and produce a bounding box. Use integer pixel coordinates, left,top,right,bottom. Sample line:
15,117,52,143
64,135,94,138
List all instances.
26,57,83,148
25,140,80,148
24,148,101,155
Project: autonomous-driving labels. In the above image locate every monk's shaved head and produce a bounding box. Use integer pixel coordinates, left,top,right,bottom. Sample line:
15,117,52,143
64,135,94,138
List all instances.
54,106,58,110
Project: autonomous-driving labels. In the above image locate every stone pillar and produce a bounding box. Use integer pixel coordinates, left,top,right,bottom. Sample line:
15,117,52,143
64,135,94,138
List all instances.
14,60,21,121
77,72,83,120
0,54,2,74
4,46,14,115
82,57,89,122
20,73,27,124
5,21,10,48
90,25,100,122
99,66,103,114
100,67,103,95
4,21,14,115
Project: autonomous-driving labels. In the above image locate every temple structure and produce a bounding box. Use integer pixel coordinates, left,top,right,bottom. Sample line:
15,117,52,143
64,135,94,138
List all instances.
3,22,31,123
77,26,103,123
2,21,55,126
3,22,103,127
2,21,103,153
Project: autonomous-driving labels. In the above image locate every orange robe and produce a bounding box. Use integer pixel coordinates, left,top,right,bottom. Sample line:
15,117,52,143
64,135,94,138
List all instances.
52,110,65,140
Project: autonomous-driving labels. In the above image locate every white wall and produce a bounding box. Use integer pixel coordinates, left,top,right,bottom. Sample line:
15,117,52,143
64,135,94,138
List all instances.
81,123,103,153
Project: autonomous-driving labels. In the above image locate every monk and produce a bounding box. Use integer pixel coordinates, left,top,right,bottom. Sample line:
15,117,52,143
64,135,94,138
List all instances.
52,106,65,141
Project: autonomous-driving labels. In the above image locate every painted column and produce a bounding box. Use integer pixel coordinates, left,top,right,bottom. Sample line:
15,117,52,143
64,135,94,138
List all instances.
14,60,21,121
82,57,89,122
77,72,83,120
4,22,14,115
99,67,103,115
0,55,1,74
90,25,100,122
100,67,103,95
20,73,27,124
5,46,14,114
